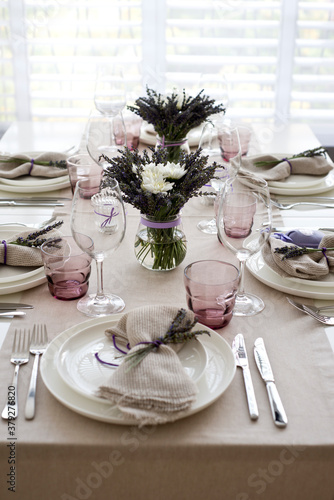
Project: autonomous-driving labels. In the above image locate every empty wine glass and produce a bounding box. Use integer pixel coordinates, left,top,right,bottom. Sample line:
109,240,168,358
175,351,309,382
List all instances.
217,174,272,316
197,124,241,234
70,177,126,317
94,64,126,117
86,110,126,168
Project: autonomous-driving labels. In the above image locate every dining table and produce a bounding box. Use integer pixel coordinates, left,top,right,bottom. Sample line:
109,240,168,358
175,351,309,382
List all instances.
0,121,333,500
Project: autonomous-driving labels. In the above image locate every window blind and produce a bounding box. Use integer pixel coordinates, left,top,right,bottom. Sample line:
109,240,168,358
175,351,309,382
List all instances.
0,0,333,136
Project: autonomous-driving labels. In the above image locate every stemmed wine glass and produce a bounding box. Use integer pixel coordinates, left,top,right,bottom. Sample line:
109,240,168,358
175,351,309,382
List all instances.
197,124,242,234
70,177,126,317
217,173,272,316
86,110,126,168
87,64,127,165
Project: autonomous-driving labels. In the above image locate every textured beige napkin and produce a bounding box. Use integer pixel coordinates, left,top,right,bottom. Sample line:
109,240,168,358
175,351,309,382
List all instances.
0,152,68,179
263,234,334,280
0,227,63,266
240,154,332,181
97,305,199,426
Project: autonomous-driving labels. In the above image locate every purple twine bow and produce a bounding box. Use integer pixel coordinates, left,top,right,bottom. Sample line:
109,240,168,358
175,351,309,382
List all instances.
321,247,329,265
1,240,7,265
273,232,294,243
28,159,34,175
282,158,293,173
94,206,119,228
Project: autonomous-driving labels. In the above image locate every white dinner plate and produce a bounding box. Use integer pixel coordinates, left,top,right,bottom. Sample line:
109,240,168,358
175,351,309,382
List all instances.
0,175,70,193
56,326,208,404
268,170,334,196
0,226,44,284
0,175,68,187
247,251,334,299
268,173,327,190
0,267,46,295
140,123,203,148
41,315,236,425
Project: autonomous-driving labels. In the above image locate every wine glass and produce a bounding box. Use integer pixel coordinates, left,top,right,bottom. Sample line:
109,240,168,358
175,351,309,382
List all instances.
217,173,272,316
86,110,126,168
197,124,241,234
70,177,126,317
94,64,126,117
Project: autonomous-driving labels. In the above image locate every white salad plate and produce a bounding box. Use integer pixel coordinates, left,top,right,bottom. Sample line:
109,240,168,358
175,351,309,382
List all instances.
41,315,236,425
0,175,70,193
56,323,208,403
268,170,334,196
247,251,334,299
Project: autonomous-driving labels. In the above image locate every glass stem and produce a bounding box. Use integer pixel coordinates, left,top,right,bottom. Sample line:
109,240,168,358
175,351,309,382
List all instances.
95,258,105,300
238,259,246,297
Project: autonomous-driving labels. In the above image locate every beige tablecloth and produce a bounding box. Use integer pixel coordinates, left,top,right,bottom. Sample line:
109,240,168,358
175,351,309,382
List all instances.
0,189,334,500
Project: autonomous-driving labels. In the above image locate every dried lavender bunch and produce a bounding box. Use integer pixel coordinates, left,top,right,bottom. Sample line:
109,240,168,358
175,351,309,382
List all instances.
0,154,67,169
254,146,328,169
124,308,210,371
127,87,225,142
10,221,64,248
101,147,218,219
274,244,334,260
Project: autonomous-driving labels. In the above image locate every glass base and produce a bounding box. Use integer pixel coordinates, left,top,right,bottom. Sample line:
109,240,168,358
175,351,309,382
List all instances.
233,293,265,317
77,293,125,317
197,219,217,235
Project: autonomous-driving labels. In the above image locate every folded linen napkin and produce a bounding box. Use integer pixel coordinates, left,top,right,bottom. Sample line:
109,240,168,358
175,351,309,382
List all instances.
240,153,332,182
0,224,63,267
263,231,334,280
97,305,200,426
0,152,68,179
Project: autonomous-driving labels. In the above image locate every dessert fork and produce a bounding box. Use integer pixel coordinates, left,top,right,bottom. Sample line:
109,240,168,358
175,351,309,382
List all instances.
301,306,334,325
271,199,334,210
25,324,48,420
1,329,30,420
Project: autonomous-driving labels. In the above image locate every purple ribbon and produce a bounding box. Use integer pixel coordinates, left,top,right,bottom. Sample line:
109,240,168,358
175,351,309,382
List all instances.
1,240,7,265
140,217,181,229
28,159,34,175
322,247,329,265
159,136,187,148
282,157,293,173
94,206,119,228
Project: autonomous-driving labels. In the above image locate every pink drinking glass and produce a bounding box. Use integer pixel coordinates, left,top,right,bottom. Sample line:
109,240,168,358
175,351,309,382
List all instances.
184,260,239,329
41,236,92,301
67,153,103,196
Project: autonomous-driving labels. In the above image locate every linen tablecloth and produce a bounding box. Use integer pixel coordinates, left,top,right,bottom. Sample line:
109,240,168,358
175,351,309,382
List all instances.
0,193,333,500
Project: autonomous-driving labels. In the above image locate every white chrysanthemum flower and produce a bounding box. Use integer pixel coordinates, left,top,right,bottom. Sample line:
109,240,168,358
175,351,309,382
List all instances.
141,169,174,194
161,161,187,179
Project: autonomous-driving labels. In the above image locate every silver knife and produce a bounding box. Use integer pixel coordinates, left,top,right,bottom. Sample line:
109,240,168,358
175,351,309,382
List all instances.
0,197,71,201
254,338,288,427
0,303,33,310
0,311,26,317
232,333,259,420
272,227,334,233
0,200,64,206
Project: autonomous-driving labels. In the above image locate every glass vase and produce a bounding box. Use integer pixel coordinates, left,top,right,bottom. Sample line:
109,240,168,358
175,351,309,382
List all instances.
134,213,187,271
155,136,190,163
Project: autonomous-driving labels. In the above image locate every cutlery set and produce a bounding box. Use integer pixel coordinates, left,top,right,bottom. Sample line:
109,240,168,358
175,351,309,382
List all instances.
232,333,288,427
1,324,48,421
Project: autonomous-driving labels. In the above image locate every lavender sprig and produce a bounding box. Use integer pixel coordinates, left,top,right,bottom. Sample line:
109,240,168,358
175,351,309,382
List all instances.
124,308,210,372
10,221,64,248
254,146,328,169
274,244,334,260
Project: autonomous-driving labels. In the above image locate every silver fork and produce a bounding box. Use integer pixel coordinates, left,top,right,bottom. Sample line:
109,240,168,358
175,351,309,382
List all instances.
302,306,334,325
0,216,56,229
1,329,30,420
271,199,334,210
287,297,334,315
25,324,48,420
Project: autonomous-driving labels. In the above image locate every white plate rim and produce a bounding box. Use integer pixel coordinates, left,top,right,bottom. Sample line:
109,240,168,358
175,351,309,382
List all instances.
247,251,334,299
0,176,70,193
40,315,236,425
55,326,208,404
0,267,46,295
268,170,334,196
268,173,327,189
